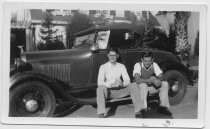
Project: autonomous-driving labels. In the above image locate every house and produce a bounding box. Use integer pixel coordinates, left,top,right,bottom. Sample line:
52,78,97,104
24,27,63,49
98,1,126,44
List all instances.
11,9,71,52
12,9,198,55
11,9,145,52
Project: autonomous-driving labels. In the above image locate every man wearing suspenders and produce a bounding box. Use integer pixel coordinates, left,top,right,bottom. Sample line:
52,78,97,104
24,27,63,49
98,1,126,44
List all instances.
133,49,172,118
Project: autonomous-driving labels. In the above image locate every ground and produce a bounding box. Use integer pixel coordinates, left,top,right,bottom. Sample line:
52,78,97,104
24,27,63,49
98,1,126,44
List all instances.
54,85,198,119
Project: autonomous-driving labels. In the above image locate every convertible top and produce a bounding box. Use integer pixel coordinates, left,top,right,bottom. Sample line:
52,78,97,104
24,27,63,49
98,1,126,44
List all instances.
74,23,145,36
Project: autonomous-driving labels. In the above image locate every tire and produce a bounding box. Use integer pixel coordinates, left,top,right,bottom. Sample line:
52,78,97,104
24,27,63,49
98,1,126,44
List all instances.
9,81,56,117
163,70,187,105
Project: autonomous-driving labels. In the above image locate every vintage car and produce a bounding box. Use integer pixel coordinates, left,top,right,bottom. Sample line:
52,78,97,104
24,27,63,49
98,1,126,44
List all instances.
10,23,193,117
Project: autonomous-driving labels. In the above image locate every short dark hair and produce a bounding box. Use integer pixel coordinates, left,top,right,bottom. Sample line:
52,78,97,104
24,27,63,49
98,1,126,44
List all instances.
107,47,119,54
141,49,153,59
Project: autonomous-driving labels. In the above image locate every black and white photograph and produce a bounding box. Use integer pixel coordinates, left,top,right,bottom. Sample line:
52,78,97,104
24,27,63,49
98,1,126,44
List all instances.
0,1,207,128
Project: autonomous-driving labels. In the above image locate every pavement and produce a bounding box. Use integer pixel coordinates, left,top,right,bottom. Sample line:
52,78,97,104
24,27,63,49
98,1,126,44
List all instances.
54,85,198,119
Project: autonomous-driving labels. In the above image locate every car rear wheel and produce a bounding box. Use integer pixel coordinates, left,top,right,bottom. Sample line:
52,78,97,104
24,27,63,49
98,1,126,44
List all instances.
163,70,187,105
9,81,56,117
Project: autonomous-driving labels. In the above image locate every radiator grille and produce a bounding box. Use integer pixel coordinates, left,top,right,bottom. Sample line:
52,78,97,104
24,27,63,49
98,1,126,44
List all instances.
39,64,71,84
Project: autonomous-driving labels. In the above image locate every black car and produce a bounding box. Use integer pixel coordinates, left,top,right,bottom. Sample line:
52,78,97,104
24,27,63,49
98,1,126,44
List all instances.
10,23,192,117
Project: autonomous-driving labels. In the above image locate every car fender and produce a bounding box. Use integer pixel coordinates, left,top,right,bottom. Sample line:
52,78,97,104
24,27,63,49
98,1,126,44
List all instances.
10,71,97,105
10,71,68,99
159,61,193,85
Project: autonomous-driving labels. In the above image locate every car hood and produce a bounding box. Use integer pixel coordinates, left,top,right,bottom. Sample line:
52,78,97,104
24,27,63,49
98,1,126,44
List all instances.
22,46,93,64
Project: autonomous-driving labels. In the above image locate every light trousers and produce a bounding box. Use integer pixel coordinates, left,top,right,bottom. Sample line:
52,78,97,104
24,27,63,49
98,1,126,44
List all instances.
137,81,170,109
96,84,144,115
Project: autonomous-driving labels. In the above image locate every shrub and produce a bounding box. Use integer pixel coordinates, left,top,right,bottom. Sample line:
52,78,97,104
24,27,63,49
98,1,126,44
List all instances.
194,31,199,56
143,25,176,54
37,40,66,51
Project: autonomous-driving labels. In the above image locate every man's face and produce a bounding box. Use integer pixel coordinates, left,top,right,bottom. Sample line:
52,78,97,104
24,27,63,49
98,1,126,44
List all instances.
141,56,153,68
107,51,119,63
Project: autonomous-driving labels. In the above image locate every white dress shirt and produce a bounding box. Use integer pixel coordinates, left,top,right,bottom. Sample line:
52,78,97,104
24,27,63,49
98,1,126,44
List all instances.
97,62,131,88
133,62,163,77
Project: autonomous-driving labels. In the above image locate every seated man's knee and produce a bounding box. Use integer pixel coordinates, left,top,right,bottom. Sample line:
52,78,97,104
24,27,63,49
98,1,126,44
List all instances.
97,85,107,92
126,83,138,92
128,83,138,88
161,81,169,89
138,83,148,89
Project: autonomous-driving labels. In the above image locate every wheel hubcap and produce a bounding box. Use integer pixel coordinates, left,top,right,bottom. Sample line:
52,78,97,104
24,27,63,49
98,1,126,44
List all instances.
25,100,38,112
171,81,179,93
168,79,181,97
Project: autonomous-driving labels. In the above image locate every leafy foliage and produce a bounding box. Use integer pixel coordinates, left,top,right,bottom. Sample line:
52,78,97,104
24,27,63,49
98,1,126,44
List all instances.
174,12,191,58
194,31,199,56
90,13,109,26
40,10,57,43
38,10,66,51
37,39,65,51
142,25,176,54
125,12,137,24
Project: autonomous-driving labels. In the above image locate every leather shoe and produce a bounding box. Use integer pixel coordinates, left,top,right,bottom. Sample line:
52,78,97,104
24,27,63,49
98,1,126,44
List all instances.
157,106,172,116
135,109,147,118
98,113,106,118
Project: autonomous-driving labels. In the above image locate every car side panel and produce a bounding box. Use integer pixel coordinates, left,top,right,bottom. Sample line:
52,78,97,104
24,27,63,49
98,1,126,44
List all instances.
125,49,180,80
90,50,108,87
26,49,93,87
90,49,128,87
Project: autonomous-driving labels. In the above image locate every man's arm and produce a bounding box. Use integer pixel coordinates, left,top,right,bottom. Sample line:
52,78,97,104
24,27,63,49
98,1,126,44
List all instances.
134,73,153,84
153,63,164,81
121,65,131,87
157,73,164,81
97,65,110,87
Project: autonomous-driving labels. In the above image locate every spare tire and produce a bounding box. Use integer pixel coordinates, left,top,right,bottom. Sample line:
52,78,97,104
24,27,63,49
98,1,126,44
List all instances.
163,70,188,105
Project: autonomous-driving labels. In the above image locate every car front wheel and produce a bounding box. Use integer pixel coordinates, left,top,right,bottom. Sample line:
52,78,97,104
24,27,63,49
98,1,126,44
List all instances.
163,70,188,105
9,81,56,117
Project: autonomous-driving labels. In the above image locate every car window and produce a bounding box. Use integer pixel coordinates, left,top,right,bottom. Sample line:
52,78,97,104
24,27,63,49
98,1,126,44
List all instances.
74,33,95,46
109,29,139,49
96,30,110,49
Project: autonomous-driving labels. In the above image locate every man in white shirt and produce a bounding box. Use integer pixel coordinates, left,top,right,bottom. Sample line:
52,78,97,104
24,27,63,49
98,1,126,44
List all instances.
133,49,172,117
97,47,144,118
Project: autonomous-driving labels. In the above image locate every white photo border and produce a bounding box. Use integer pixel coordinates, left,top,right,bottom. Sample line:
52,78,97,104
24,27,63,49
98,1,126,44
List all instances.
1,1,207,128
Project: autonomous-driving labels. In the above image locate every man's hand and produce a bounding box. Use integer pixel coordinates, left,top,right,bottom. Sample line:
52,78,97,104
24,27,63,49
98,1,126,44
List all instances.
146,76,156,84
110,79,122,88
149,76,162,87
115,79,123,87
110,83,118,88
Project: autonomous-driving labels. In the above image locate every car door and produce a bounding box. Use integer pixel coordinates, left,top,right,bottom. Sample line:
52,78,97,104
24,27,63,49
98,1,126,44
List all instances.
89,29,128,87
125,48,144,81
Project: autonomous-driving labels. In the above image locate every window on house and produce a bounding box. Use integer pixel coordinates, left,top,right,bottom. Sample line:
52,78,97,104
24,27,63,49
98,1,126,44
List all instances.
71,10,79,14
101,10,108,15
89,10,96,15
110,10,116,16
56,35,63,42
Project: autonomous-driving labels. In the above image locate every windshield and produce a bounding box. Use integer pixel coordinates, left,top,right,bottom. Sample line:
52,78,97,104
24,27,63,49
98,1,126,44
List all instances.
74,30,110,50
74,33,95,46
95,30,110,49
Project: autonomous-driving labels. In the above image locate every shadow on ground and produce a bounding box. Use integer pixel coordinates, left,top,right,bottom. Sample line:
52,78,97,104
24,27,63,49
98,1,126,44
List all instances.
54,102,83,117
106,100,173,118
54,100,173,118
